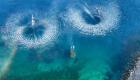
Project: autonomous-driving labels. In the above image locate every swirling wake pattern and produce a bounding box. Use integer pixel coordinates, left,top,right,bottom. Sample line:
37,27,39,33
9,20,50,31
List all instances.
2,10,58,48
64,2,120,36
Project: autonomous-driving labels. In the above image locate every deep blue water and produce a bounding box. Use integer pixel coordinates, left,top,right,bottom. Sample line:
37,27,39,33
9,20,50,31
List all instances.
0,0,140,80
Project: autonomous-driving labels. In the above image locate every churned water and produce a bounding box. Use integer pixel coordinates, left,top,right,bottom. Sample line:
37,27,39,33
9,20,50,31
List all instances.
0,0,140,80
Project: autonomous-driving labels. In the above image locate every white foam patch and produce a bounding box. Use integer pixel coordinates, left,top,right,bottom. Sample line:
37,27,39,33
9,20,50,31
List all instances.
3,11,58,48
65,2,120,36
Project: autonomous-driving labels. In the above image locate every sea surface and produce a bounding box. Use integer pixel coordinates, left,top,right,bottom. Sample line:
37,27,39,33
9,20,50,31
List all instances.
0,0,140,80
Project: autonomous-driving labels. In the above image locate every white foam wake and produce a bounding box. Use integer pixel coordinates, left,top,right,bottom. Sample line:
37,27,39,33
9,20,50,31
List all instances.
65,2,120,36
2,10,58,48
0,47,17,79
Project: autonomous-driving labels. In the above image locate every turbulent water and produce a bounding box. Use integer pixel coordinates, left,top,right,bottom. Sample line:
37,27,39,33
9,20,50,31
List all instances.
0,0,140,80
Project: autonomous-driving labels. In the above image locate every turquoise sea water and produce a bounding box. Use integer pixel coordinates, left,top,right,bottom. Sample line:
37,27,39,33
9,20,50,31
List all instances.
0,0,140,80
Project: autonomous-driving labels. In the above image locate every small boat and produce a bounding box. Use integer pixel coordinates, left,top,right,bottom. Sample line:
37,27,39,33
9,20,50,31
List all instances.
31,14,36,26
70,45,76,58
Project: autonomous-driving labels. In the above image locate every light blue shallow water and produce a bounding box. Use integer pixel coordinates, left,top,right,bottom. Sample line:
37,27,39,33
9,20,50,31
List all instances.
0,0,140,80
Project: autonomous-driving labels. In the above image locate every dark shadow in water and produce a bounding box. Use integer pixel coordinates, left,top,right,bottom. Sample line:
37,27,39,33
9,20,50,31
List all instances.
22,25,45,40
82,12,101,25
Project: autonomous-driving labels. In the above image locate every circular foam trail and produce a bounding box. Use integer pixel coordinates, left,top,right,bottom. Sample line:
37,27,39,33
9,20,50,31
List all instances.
64,2,120,36
3,10,58,48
